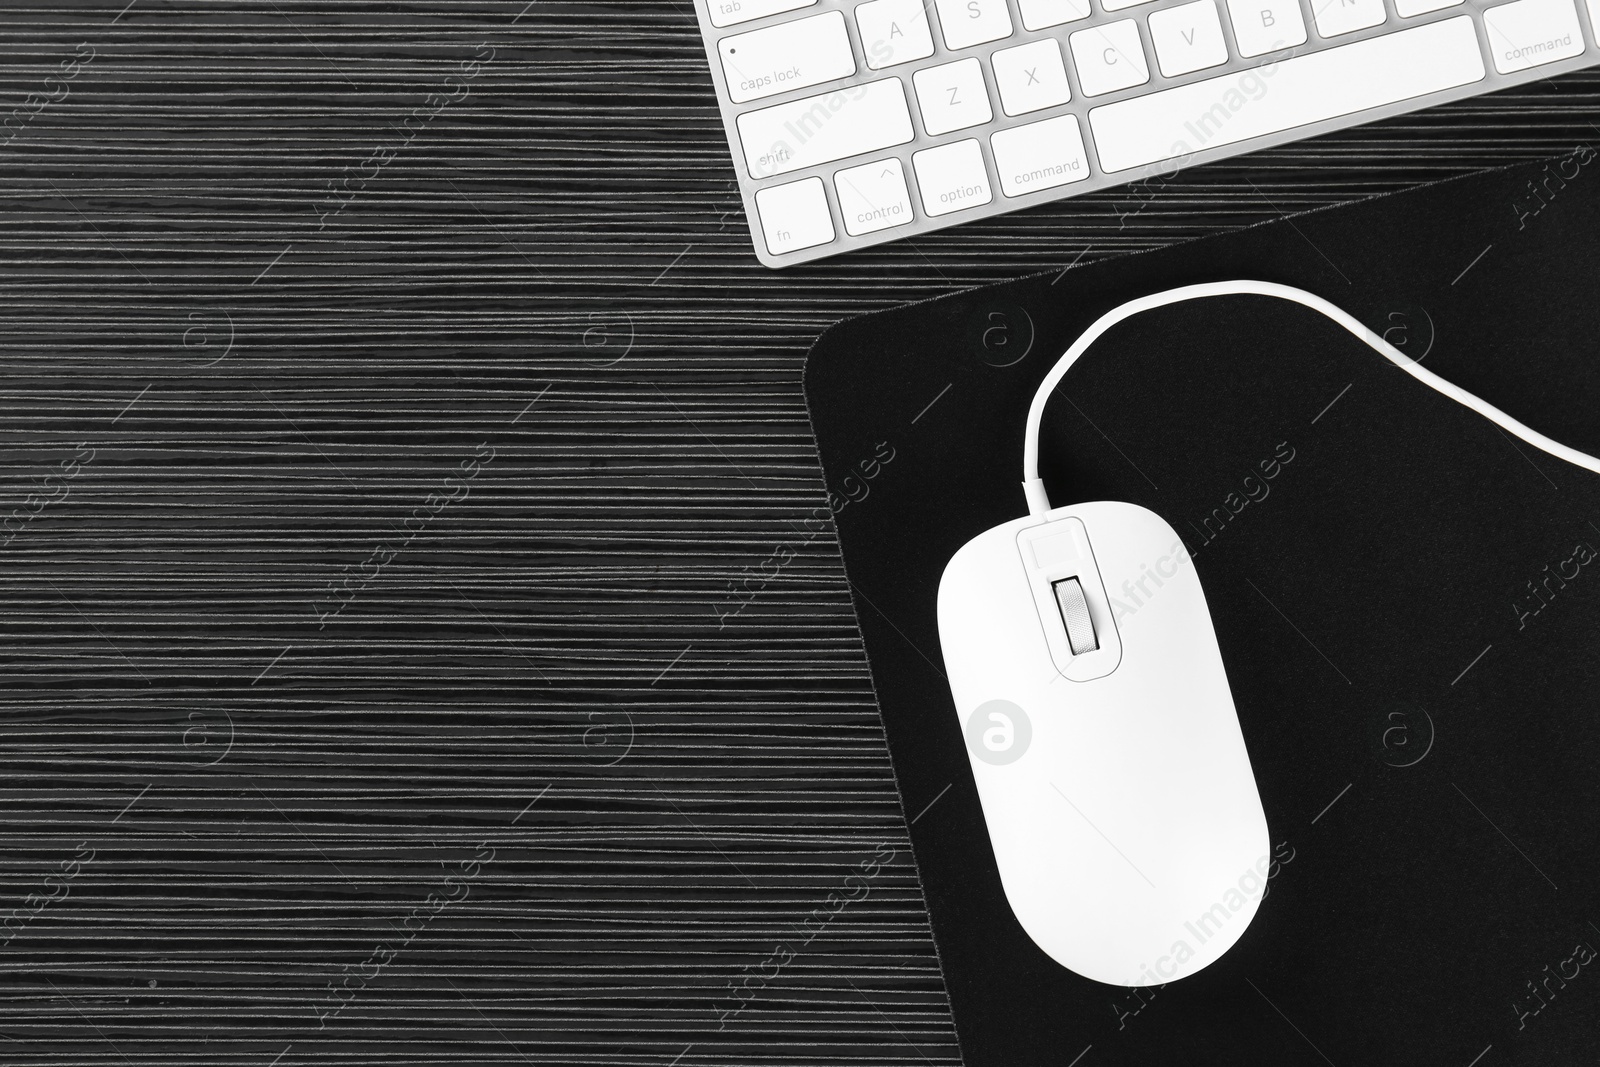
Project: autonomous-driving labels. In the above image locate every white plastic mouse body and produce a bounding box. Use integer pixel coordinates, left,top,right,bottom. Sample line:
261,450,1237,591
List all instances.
937,501,1269,986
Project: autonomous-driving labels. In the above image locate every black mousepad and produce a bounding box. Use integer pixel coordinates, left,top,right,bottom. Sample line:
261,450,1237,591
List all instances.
804,152,1600,1067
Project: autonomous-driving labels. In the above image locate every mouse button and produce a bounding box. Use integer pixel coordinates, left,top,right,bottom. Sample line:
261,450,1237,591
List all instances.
1014,517,1123,682
1027,525,1088,570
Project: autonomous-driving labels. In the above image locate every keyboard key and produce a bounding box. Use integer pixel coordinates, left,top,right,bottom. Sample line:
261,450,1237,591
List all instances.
992,38,1072,115
1018,0,1092,29
755,177,835,254
835,157,915,234
708,0,816,28
914,58,994,135
1070,20,1151,96
1225,0,1307,56
737,78,915,178
934,0,1014,49
1149,0,1230,77
991,114,1091,196
1394,0,1462,14
719,11,856,104
856,0,937,70
913,138,993,216
1482,0,1584,72
1090,16,1484,171
1312,0,1386,38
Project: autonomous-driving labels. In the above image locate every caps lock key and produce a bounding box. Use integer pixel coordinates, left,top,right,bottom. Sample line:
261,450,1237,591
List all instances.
719,11,857,104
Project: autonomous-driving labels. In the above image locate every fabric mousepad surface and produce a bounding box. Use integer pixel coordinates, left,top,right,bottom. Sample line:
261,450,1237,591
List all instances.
804,153,1600,1067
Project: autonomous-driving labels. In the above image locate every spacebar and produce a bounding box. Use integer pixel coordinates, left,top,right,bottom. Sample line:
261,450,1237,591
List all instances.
1089,17,1486,173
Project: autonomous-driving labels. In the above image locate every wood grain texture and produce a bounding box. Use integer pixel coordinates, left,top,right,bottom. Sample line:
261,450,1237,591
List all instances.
0,1,1595,1063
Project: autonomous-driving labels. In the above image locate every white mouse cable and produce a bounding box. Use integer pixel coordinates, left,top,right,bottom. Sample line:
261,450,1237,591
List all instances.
1020,280,1600,516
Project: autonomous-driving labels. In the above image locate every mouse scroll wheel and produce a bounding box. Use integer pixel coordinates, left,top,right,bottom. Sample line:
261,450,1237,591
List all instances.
1052,577,1100,656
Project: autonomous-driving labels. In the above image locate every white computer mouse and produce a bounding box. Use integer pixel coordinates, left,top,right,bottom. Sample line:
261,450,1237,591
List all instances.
928,279,1600,987
937,500,1269,987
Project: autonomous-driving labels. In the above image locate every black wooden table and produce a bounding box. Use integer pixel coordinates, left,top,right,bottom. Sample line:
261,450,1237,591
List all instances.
0,2,1595,1064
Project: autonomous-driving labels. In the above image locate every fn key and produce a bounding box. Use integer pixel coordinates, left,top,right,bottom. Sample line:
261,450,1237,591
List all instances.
755,177,835,256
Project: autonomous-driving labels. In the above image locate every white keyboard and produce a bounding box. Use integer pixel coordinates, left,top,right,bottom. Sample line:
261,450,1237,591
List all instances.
694,0,1600,266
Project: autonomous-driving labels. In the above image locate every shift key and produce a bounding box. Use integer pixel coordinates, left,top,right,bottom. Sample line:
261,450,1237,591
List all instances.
719,11,856,103
737,78,915,179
